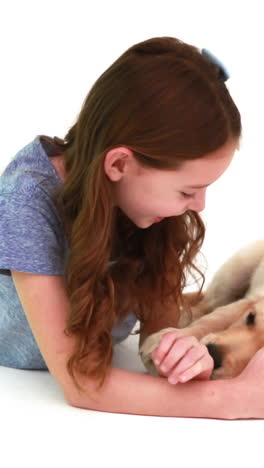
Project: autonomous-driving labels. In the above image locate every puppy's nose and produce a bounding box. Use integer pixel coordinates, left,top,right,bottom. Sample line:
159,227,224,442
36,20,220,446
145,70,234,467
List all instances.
206,343,223,369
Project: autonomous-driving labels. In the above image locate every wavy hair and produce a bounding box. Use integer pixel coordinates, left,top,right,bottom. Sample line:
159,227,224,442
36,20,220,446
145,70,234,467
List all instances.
38,36,242,398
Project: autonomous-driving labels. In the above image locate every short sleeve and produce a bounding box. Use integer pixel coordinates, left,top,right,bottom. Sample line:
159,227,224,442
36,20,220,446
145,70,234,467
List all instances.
0,190,67,275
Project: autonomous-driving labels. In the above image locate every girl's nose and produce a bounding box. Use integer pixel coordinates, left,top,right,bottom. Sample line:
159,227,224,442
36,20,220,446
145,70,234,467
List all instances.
188,190,206,212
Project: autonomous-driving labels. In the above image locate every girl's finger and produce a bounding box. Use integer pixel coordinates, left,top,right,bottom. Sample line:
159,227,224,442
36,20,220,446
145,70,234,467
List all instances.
168,353,213,384
168,343,208,376
151,330,188,364
168,360,203,384
155,335,198,372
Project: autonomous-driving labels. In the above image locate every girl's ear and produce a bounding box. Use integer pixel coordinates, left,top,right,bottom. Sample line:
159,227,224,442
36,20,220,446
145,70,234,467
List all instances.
104,147,134,182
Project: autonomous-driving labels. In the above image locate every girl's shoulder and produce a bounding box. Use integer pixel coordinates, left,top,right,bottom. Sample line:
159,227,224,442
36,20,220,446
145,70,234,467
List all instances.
0,136,62,199
0,137,68,276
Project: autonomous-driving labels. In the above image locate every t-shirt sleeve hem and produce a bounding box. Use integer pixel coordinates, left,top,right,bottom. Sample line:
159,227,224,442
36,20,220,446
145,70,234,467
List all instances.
0,259,64,275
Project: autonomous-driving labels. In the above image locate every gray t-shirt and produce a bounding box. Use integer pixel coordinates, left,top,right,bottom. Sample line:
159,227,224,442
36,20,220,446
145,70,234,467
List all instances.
0,136,137,370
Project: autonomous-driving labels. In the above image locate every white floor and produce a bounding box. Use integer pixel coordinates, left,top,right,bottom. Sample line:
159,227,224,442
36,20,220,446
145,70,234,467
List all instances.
1,326,264,468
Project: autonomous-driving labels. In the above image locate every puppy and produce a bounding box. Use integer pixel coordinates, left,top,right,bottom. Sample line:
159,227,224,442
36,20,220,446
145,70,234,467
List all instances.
139,240,264,380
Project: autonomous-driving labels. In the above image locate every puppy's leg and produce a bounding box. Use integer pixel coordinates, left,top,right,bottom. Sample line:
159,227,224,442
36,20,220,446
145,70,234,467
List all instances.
139,298,254,376
181,240,264,326
200,240,264,312
182,298,255,340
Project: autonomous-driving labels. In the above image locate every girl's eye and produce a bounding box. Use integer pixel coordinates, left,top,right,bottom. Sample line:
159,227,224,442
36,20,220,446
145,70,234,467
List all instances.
180,192,194,199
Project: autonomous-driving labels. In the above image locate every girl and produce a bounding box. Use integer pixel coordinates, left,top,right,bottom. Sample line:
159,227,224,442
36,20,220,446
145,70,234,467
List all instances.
1,36,263,419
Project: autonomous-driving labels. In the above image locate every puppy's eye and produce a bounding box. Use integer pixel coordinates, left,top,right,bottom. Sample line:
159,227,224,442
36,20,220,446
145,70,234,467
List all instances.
246,312,256,326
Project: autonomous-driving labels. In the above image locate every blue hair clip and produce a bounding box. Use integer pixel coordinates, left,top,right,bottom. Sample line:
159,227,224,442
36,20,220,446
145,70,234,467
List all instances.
201,48,230,82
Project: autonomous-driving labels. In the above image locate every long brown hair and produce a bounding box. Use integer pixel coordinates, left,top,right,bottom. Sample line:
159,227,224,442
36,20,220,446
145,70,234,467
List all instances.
38,36,242,398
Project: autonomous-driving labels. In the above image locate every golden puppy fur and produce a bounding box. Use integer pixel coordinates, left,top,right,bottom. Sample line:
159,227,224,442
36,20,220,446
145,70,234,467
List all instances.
139,240,264,380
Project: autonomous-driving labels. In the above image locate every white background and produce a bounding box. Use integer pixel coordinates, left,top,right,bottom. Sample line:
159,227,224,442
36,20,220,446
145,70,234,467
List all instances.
1,1,264,467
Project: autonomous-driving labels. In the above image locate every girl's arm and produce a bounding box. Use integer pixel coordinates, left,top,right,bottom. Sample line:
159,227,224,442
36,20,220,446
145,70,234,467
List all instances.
10,270,256,419
11,270,82,402
73,366,238,419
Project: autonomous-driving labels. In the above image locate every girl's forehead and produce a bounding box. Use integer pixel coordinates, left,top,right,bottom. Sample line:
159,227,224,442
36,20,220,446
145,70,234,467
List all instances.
146,151,234,187
137,139,236,186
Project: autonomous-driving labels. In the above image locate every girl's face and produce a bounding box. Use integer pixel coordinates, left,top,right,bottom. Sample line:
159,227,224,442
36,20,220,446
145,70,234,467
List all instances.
106,138,238,229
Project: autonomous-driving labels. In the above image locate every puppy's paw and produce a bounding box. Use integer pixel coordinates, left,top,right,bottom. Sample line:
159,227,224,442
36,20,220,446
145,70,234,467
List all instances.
139,327,179,376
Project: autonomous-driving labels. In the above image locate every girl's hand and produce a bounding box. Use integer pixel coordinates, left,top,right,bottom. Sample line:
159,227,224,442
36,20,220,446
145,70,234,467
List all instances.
151,330,214,385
